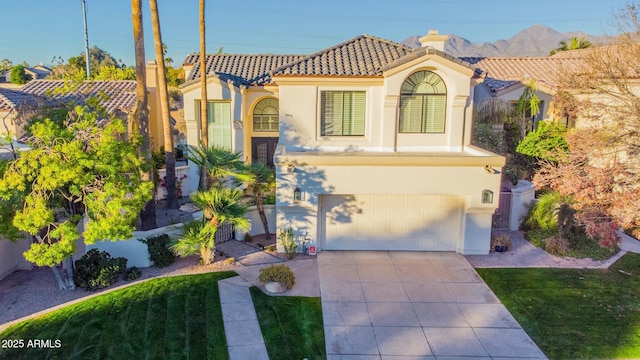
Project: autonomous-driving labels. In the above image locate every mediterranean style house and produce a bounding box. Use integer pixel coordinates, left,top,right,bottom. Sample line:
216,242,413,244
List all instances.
180,30,505,254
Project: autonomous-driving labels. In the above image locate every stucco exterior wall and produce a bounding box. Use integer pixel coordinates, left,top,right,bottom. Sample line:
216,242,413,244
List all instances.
0,237,33,281
234,205,276,239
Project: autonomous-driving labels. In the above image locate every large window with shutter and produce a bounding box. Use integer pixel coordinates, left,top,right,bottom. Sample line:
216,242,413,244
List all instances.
399,71,446,133
196,100,232,149
320,91,366,136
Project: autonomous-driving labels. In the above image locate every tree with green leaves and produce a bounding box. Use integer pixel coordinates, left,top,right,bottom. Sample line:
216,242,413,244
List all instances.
171,187,249,264
0,101,153,290
10,65,31,84
51,46,135,81
242,162,275,239
0,58,13,72
549,36,592,55
516,120,569,162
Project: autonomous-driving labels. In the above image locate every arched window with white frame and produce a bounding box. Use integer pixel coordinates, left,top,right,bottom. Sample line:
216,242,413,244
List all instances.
399,70,447,133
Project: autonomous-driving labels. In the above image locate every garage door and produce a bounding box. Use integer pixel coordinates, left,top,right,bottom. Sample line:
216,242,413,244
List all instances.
321,194,462,251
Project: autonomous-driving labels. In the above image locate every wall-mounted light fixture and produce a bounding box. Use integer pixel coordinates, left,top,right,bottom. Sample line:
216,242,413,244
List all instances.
482,189,494,204
293,187,302,202
484,165,497,174
287,163,296,173
232,120,243,130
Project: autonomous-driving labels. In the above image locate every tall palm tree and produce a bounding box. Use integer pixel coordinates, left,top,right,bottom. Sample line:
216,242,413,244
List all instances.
550,36,592,55
172,187,249,264
131,0,157,229
186,145,250,187
149,0,178,209
199,0,209,190
243,162,275,239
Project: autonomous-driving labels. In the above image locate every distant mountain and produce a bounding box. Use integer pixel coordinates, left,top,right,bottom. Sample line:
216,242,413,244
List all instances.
401,24,610,57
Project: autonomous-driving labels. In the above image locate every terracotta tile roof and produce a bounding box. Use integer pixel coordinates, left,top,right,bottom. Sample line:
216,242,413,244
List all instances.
467,57,582,94
184,54,305,86
271,35,413,77
19,80,137,113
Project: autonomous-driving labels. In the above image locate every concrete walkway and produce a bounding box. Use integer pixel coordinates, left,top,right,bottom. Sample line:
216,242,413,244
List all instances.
318,251,547,359
218,276,269,360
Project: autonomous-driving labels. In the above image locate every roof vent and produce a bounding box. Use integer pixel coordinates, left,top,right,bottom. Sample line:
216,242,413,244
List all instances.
419,29,448,52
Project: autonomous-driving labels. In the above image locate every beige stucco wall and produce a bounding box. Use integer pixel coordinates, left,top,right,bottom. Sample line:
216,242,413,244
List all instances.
275,162,502,254
0,237,33,281
275,56,476,153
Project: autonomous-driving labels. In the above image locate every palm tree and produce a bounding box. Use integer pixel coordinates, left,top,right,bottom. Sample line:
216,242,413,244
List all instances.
550,36,592,55
199,0,209,190
172,187,249,264
186,145,250,187
131,0,157,229
149,0,178,209
243,162,275,239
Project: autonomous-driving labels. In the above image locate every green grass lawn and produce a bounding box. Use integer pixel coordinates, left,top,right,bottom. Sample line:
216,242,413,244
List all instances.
0,271,236,360
477,253,640,359
250,287,325,360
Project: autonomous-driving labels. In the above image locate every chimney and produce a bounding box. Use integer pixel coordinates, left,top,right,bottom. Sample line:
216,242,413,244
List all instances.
419,29,448,52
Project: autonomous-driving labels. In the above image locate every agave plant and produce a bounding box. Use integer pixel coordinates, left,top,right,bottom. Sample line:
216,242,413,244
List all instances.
171,187,250,264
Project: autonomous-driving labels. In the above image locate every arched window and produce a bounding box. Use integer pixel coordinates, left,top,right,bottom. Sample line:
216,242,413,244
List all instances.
253,98,279,132
399,70,446,133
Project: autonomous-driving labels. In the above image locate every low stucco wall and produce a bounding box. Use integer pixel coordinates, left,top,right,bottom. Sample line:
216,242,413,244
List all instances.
235,205,276,240
0,237,33,281
510,180,536,231
85,223,186,268
155,165,191,201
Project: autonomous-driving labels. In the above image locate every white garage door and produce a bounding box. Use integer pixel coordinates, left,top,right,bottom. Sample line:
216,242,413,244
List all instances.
321,194,462,251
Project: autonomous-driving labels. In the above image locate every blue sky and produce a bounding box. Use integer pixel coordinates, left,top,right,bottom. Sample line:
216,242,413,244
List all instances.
0,0,629,67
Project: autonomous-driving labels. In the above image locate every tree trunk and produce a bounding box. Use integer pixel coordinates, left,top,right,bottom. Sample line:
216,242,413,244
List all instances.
256,196,270,240
200,246,214,265
132,0,157,230
51,258,75,291
199,0,209,191
149,0,178,209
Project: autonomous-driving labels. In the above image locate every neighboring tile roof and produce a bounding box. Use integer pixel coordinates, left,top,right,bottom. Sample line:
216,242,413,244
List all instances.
184,54,305,86
19,80,137,113
468,57,582,93
271,35,413,77
0,87,33,111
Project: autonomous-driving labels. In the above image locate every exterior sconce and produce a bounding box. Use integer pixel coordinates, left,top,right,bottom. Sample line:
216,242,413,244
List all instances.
484,165,497,174
293,187,302,202
482,189,494,204
287,163,296,173
233,120,243,130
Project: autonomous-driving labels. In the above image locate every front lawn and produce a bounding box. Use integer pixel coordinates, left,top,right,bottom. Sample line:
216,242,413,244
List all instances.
250,287,325,360
0,272,236,360
477,253,640,359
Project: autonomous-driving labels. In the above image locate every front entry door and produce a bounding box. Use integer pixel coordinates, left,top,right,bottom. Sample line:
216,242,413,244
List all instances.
251,137,278,167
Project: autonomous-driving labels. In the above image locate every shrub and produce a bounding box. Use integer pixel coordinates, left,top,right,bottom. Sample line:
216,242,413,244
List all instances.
525,191,563,230
258,264,295,289
545,236,570,255
266,244,276,252
124,267,142,281
224,257,235,265
74,249,127,291
140,234,175,267
244,233,253,242
279,228,297,259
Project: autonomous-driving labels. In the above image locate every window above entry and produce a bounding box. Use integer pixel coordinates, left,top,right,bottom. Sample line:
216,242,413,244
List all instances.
399,71,447,134
253,98,279,132
321,91,366,136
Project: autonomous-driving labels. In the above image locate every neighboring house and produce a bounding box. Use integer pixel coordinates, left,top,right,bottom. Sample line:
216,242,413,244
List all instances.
468,52,586,129
181,30,505,254
24,64,53,80
0,62,176,150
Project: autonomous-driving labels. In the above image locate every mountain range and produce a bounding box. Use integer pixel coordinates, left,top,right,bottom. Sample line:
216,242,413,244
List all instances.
401,24,610,57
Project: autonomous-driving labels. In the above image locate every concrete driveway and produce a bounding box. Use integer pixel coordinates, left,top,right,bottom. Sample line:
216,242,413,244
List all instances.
318,251,547,359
